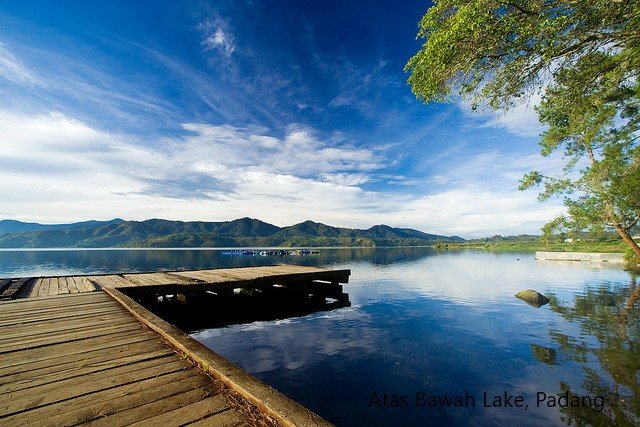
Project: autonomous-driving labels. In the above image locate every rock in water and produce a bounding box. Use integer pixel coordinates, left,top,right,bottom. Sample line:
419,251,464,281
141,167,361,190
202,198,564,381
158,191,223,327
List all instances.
515,290,550,308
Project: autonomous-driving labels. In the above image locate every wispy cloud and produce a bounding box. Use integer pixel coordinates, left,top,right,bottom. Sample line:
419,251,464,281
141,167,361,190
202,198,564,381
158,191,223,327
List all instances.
0,42,42,87
0,41,180,134
457,94,545,138
326,57,392,117
198,19,236,57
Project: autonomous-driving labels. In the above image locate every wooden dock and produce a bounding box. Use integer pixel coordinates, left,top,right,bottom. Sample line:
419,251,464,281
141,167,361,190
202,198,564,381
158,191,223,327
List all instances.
0,265,351,426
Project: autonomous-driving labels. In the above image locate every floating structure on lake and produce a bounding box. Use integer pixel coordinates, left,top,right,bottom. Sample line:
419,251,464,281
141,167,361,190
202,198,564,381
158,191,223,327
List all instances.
221,249,321,256
0,265,350,426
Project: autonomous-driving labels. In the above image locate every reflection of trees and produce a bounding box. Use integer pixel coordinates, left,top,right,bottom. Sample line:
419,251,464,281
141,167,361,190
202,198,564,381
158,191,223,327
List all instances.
3,247,438,277
539,275,640,426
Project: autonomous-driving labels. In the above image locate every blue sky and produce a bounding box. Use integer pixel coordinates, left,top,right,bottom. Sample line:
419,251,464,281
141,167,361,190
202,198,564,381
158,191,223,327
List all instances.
0,0,564,237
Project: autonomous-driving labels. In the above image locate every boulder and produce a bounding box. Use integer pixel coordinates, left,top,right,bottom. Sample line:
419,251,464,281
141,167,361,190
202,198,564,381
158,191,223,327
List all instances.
515,289,550,308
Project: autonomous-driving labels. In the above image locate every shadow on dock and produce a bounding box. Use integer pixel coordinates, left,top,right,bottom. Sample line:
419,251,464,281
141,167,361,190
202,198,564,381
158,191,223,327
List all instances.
122,284,351,333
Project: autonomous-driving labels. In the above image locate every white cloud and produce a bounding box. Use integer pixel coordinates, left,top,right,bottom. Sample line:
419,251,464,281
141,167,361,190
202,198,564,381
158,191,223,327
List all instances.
393,189,564,237
178,123,382,178
482,93,545,137
0,110,562,237
457,93,545,138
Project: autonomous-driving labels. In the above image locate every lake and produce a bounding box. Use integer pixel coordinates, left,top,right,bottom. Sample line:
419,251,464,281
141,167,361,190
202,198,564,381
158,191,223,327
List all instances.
1,247,637,426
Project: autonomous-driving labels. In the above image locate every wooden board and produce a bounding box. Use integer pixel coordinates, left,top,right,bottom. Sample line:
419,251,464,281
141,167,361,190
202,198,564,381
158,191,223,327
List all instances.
0,291,273,426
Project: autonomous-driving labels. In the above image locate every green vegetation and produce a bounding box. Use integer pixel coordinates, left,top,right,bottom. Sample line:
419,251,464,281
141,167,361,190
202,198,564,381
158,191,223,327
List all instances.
625,250,640,271
406,0,640,258
438,240,628,253
0,218,463,248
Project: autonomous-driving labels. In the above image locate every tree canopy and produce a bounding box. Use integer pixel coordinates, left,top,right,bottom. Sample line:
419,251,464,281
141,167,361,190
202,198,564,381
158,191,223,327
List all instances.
405,0,640,259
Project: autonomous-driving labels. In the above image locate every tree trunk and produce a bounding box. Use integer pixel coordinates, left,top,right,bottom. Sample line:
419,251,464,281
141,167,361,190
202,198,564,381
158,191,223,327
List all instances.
612,222,640,257
602,197,640,258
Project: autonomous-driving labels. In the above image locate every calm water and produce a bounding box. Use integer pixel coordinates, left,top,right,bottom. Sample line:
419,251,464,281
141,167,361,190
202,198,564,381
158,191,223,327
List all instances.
1,248,638,426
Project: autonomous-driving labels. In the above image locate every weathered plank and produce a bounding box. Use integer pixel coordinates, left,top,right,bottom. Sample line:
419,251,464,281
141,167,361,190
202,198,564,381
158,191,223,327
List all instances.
0,312,133,340
0,289,110,306
187,409,248,427
0,356,188,417
121,272,194,287
0,338,166,382
127,395,230,427
73,276,100,292
87,275,137,289
57,277,70,295
0,306,126,327
45,276,57,297
0,329,157,369
2,369,206,426
65,276,79,294
0,321,143,353
0,297,117,317
88,389,223,427
2,347,172,393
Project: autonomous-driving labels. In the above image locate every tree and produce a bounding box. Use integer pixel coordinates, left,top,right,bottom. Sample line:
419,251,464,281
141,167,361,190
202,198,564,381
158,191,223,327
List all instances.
405,0,640,258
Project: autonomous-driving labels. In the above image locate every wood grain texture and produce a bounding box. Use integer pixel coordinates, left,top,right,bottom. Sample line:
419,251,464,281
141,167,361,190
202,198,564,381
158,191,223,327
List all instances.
0,291,265,426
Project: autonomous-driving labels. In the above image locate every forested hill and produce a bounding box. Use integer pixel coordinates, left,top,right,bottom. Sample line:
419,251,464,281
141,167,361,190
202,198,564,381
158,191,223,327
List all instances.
0,218,464,248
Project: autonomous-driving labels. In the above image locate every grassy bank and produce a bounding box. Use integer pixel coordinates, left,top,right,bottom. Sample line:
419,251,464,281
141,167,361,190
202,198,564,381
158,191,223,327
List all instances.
436,240,627,253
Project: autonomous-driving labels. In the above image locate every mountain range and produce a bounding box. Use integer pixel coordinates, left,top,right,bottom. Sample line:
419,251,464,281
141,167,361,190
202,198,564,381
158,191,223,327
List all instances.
0,218,464,248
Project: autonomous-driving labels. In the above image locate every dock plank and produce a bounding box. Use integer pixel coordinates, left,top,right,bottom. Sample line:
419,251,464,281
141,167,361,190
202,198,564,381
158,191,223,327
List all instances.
128,395,230,427
0,338,166,383
88,388,222,427
0,312,134,340
2,347,173,393
0,321,143,353
0,289,110,306
45,276,57,297
88,275,137,289
187,409,248,427
122,272,195,287
65,276,79,294
2,369,205,426
73,276,99,292
0,299,121,320
0,357,188,417
0,305,127,327
0,329,158,369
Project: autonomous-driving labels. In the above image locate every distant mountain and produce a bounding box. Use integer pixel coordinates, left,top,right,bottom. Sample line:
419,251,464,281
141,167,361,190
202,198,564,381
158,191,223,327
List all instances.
0,217,464,248
0,219,124,234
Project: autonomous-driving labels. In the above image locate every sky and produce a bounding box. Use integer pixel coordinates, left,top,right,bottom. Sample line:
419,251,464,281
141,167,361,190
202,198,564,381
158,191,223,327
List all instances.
0,0,565,238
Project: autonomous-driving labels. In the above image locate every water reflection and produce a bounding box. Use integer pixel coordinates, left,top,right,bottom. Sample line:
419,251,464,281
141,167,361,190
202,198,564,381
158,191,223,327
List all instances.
543,275,640,426
0,246,436,277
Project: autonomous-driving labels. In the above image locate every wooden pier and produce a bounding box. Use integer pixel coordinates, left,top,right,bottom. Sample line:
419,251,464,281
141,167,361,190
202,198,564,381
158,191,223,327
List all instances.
0,265,351,426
